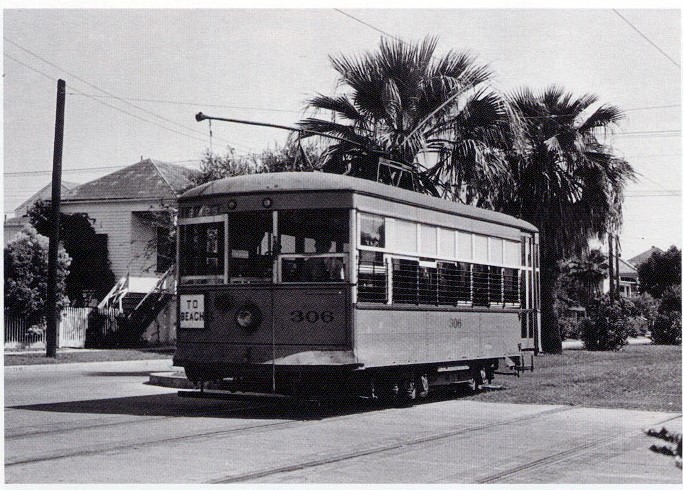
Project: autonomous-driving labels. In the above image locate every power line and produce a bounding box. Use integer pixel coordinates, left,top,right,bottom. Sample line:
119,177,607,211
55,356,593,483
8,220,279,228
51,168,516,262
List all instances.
5,51,219,149
66,93,303,115
622,104,680,112
612,9,680,69
617,129,680,135
4,37,251,152
4,52,58,83
3,159,202,177
333,9,403,43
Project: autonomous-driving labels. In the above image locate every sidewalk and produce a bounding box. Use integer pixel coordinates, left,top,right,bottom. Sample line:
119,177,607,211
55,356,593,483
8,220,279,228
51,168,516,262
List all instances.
562,336,653,350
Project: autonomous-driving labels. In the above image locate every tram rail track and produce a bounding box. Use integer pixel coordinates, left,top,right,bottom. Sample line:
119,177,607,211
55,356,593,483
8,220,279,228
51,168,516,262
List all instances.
208,405,576,483
478,413,682,483
6,401,572,469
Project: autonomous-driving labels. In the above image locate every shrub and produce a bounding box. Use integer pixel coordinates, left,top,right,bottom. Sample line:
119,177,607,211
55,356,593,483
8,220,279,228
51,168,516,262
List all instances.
651,286,682,345
558,315,583,340
651,311,682,345
581,295,630,351
4,225,71,325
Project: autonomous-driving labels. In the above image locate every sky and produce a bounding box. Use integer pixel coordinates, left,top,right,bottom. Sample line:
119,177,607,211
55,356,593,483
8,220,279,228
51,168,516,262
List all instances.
2,6,681,260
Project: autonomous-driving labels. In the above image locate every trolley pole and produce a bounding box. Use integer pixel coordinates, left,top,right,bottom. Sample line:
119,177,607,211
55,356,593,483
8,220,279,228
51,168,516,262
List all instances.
46,79,66,358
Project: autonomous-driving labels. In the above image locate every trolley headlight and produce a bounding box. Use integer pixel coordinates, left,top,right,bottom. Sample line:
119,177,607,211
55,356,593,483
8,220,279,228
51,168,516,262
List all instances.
234,303,262,332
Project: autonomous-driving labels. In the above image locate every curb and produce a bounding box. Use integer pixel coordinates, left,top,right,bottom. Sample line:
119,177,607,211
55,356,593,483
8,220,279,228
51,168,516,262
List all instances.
148,371,195,389
4,359,176,373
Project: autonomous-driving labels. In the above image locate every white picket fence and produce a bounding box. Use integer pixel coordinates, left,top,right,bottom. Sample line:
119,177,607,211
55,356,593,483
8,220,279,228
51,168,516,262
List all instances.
4,307,90,349
58,307,89,348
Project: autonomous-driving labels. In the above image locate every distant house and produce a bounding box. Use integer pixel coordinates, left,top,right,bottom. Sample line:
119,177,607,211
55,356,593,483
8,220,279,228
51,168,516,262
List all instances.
599,247,664,298
627,246,664,270
616,258,639,297
3,181,79,247
60,158,197,280
600,257,639,298
60,159,197,345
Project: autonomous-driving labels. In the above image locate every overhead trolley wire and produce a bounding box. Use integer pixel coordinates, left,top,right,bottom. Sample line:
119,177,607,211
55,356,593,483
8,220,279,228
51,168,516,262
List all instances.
612,9,680,69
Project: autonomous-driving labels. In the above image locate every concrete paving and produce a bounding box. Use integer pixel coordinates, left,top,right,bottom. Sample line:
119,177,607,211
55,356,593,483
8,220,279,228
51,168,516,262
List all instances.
5,358,681,484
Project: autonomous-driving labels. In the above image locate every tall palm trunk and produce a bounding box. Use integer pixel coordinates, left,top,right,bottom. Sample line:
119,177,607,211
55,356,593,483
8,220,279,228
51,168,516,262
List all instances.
540,255,563,354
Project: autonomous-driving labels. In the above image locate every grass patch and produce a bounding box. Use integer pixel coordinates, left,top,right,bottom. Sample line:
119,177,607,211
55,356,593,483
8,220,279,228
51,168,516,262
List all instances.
478,344,681,412
4,347,174,366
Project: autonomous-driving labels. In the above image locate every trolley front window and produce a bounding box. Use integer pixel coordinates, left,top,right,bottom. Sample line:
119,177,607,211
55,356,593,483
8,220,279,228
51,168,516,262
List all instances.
228,211,273,283
278,209,349,283
179,221,225,284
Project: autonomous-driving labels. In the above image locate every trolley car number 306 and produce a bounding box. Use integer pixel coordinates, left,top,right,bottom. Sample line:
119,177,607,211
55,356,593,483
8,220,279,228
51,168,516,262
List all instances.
290,310,334,323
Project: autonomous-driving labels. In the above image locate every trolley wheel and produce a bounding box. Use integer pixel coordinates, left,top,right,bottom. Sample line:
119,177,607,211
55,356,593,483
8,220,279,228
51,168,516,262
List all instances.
468,366,484,393
401,379,417,401
417,374,429,399
183,366,204,385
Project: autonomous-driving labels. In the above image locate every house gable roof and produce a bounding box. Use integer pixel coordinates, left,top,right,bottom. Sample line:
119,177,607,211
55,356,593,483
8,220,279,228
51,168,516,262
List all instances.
618,257,638,276
627,246,664,269
64,159,197,202
14,181,79,217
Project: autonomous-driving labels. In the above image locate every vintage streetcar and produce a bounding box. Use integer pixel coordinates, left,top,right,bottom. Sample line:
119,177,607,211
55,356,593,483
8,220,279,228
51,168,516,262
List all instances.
173,171,540,401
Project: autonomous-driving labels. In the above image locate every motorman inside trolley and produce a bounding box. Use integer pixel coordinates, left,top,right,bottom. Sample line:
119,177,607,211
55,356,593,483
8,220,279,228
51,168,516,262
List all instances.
302,237,345,282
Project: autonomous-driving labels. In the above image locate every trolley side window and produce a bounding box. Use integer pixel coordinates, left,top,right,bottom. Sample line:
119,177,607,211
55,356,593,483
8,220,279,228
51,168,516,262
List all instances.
179,221,225,284
359,213,385,248
228,211,273,283
279,209,349,283
357,250,387,302
438,261,472,305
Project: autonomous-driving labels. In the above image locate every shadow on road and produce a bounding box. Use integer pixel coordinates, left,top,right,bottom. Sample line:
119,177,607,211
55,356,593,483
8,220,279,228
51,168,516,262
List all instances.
7,388,480,421
86,371,157,377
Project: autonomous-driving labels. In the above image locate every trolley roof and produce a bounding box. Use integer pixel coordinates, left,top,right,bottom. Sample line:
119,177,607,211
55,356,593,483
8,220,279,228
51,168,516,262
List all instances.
180,172,538,233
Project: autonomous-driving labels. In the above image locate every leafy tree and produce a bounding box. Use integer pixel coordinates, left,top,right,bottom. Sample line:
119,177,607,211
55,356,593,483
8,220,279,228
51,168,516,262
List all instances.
28,201,116,306
298,36,515,204
559,248,609,307
499,87,635,353
638,246,681,299
630,291,659,336
4,225,71,325
650,285,681,345
192,142,324,186
581,295,632,351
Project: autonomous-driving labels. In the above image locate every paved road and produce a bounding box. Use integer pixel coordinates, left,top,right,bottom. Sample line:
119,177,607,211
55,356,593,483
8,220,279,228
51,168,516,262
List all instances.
5,360,681,484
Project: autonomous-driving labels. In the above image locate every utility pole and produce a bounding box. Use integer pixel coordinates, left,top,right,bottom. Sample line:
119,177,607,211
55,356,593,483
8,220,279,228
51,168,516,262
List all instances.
46,79,66,358
615,234,621,299
608,232,614,303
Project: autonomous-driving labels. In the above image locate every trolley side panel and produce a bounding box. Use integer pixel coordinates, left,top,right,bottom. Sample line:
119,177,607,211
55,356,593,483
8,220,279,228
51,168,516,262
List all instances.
353,307,520,368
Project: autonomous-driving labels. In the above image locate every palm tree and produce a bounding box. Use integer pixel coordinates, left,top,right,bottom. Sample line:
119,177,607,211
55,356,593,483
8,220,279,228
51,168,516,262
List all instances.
500,86,635,353
298,36,516,205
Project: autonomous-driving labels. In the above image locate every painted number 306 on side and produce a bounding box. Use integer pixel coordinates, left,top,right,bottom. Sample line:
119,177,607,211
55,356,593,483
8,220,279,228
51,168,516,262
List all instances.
290,310,334,323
